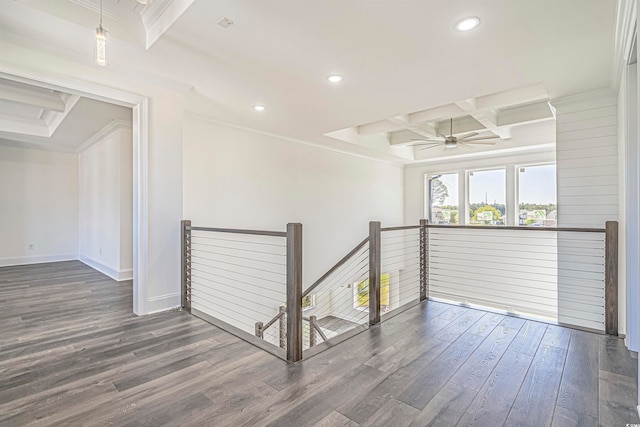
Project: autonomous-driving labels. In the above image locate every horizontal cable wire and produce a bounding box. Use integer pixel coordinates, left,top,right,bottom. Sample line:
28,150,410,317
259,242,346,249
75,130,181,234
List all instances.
191,242,287,259
191,234,286,248
191,255,286,276
191,260,286,285
191,247,286,268
191,266,286,296
191,272,284,303
190,278,284,312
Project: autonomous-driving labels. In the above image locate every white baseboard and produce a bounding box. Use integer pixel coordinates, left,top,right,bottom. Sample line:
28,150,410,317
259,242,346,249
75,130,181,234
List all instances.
0,253,77,267
147,292,181,314
79,258,132,282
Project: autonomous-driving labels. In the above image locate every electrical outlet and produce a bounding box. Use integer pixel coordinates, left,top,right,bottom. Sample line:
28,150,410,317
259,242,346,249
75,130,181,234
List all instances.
28,243,35,250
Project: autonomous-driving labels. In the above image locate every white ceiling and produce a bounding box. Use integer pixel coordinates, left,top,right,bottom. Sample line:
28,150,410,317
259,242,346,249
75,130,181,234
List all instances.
0,0,620,162
0,78,132,152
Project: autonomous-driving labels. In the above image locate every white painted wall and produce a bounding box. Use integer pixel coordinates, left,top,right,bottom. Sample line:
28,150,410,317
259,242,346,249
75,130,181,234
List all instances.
0,145,78,266
183,113,404,285
183,113,404,334
78,126,133,281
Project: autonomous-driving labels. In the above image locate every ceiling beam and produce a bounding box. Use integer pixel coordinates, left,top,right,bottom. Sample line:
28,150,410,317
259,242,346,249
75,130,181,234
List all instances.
357,119,403,136
497,101,555,127
0,85,65,112
388,129,434,145
475,83,548,110
408,103,465,125
0,115,50,137
469,109,511,139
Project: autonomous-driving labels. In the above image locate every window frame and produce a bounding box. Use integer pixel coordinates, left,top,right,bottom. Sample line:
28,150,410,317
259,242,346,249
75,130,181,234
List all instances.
466,166,508,226
515,162,557,227
424,171,461,225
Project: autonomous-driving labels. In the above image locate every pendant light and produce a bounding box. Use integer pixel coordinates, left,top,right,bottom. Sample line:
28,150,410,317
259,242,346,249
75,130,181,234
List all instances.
95,0,107,66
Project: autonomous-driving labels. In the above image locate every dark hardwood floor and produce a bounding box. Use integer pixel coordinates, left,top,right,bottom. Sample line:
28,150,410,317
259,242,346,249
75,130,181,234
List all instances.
1,261,638,426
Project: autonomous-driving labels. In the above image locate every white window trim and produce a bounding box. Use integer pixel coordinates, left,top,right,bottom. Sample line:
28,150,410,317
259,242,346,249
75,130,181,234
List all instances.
424,161,557,227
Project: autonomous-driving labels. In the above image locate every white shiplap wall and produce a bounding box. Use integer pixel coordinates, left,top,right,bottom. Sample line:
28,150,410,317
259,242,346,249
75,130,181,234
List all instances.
554,90,618,227
552,89,618,331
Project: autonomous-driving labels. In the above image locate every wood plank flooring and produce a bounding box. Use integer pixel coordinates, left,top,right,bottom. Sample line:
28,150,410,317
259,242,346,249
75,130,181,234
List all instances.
1,261,638,426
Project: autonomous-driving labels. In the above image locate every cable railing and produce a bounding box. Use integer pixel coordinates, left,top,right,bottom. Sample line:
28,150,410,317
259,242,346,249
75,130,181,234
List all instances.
299,237,371,355
181,219,619,363
380,225,423,318
182,221,302,361
427,223,616,334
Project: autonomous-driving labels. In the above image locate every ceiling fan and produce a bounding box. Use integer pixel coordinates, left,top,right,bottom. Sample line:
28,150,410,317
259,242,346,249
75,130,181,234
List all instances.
410,118,500,150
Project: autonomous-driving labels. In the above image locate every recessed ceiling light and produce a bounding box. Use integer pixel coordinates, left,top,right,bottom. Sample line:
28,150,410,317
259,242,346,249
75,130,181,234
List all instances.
455,17,480,32
253,105,266,112
327,74,344,83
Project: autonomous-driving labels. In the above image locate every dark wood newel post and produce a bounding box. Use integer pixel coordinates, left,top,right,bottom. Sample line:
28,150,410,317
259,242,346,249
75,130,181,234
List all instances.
419,219,429,302
181,220,191,312
369,221,381,325
605,220,618,336
286,223,303,362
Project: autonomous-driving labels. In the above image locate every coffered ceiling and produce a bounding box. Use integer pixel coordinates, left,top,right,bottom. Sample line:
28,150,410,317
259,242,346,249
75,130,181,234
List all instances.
0,78,132,152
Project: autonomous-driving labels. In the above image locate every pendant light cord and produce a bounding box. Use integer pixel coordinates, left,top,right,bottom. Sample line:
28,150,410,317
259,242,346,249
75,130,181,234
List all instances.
100,0,103,27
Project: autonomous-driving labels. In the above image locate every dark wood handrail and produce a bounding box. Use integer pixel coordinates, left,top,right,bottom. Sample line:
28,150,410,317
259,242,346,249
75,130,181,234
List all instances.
426,224,605,233
262,310,285,332
380,225,422,232
302,237,370,298
187,226,287,237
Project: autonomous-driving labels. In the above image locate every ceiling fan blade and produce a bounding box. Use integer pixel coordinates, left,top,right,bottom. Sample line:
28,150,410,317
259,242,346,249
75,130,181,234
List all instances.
456,143,473,149
462,135,500,142
411,138,444,143
464,141,498,146
458,132,479,141
419,144,445,151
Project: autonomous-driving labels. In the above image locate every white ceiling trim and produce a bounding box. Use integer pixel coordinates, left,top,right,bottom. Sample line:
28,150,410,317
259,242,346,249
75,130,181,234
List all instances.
69,0,145,30
184,110,407,167
76,118,132,153
144,0,196,49
405,143,556,168
0,115,50,137
612,0,638,91
0,83,65,112
46,94,81,135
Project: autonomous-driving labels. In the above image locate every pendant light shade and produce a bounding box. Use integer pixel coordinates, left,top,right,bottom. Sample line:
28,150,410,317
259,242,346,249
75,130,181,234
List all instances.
95,0,107,66
95,25,107,66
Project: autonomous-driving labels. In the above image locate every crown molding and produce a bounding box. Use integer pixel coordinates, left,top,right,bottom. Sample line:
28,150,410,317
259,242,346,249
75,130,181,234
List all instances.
612,0,638,91
184,110,407,168
549,87,618,110
143,0,196,49
69,0,145,30
76,118,132,153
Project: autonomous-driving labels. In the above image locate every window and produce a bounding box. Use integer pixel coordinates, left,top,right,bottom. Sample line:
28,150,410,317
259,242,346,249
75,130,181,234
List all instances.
468,169,506,225
354,273,390,311
518,164,557,226
302,294,315,311
428,173,459,225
